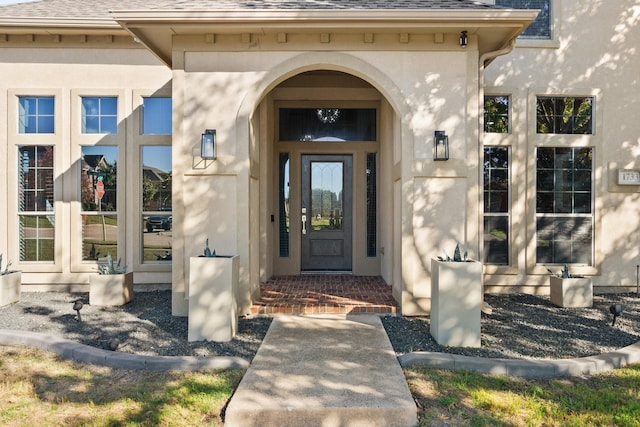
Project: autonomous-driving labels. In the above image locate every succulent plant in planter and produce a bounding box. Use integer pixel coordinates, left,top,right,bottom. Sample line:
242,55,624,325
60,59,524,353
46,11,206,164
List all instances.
431,243,482,347
96,253,128,275
437,243,469,262
90,253,133,306
1,253,21,307
547,264,592,308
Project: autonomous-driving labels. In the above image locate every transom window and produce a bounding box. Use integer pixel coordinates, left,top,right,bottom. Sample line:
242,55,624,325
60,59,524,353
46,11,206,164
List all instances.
536,147,593,265
484,96,510,133
142,97,172,135
19,96,55,134
536,96,594,135
483,147,510,265
82,97,117,134
279,108,376,142
18,146,55,261
496,0,551,39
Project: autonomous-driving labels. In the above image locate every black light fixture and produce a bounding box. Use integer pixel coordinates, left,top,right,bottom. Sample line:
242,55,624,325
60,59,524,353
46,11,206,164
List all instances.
460,31,468,48
201,129,216,160
434,130,449,161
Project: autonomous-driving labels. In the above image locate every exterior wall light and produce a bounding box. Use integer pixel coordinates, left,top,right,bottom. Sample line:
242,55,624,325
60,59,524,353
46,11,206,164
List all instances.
434,130,449,161
201,129,216,160
460,31,468,48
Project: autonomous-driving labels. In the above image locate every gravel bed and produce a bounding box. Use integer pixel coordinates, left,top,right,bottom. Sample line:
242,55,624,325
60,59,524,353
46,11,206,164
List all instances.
382,293,640,359
0,291,271,360
1,291,639,361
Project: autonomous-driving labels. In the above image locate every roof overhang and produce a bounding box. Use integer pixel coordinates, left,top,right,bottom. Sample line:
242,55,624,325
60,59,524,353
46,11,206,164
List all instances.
110,9,539,67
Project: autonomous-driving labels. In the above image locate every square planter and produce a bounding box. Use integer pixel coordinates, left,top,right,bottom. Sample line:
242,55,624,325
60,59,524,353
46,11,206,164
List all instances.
550,276,593,308
188,255,239,342
0,271,21,307
430,258,482,348
89,272,134,306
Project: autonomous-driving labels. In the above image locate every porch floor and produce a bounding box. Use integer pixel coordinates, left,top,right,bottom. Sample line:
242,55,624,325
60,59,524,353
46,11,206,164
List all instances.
250,275,398,315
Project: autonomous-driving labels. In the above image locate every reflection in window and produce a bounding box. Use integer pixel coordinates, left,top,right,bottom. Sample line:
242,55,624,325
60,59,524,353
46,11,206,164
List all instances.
484,96,510,133
18,146,55,261
82,96,117,134
142,97,172,135
496,0,551,39
366,153,377,257
19,96,55,134
81,146,119,261
142,146,172,263
536,96,593,134
483,147,510,265
279,153,290,257
311,162,343,231
536,147,593,265
279,108,376,142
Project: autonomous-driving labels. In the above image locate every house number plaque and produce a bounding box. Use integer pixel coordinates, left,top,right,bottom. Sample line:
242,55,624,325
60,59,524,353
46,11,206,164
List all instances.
618,169,640,185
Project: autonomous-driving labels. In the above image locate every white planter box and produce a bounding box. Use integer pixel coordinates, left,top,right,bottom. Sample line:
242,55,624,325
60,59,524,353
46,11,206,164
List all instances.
0,271,21,307
550,276,593,308
188,256,239,342
89,272,134,306
430,259,482,348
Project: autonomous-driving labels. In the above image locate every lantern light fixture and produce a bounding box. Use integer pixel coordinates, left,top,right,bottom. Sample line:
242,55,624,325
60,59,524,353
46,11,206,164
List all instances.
434,130,449,161
460,30,468,48
201,129,216,160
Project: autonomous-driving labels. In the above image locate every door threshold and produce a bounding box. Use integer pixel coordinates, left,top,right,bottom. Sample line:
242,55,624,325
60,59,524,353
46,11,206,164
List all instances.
300,271,353,275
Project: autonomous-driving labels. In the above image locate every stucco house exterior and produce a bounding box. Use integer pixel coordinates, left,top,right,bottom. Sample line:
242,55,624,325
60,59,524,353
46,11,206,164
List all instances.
1,0,638,317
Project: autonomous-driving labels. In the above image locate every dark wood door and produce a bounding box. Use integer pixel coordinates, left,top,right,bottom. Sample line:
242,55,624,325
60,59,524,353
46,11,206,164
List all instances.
301,154,353,271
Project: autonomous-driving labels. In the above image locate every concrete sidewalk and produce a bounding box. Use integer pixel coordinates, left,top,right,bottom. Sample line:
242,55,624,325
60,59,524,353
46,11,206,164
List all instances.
224,314,418,427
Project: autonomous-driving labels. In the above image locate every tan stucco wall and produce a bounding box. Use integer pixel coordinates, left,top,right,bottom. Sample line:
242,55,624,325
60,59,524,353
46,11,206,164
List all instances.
484,0,640,292
0,44,172,288
169,31,482,315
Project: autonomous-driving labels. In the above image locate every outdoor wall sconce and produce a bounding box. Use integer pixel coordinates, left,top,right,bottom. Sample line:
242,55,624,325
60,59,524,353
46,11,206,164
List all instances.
434,130,449,161
459,31,468,48
200,129,217,160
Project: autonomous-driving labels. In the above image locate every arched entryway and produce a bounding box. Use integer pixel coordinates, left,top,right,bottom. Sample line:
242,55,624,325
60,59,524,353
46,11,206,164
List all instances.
256,70,396,280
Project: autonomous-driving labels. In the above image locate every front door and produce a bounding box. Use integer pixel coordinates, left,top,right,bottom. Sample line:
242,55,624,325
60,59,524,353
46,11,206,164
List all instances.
301,154,353,271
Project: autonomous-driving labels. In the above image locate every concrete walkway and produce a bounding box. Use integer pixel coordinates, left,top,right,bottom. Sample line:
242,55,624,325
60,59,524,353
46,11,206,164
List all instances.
223,314,418,427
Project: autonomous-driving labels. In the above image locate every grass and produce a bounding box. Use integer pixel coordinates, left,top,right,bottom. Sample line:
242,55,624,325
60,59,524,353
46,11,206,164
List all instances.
0,346,243,426
406,366,640,426
2,345,640,426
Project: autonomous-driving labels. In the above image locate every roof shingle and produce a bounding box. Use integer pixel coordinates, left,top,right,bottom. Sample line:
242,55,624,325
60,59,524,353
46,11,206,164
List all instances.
1,0,504,19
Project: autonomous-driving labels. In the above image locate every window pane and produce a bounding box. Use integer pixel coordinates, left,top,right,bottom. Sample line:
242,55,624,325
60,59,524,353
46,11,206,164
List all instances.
18,146,54,213
536,147,593,265
19,215,55,261
279,153,290,258
82,96,117,134
311,161,343,231
484,216,509,265
81,146,118,212
19,96,55,134
484,96,510,133
537,96,594,134
536,216,592,264
142,97,172,135
366,153,377,257
142,146,172,263
279,108,376,141
496,0,551,39
82,215,119,261
483,147,510,265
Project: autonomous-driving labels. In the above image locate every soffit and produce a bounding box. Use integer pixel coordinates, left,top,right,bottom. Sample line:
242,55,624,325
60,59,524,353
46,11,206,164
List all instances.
111,9,538,66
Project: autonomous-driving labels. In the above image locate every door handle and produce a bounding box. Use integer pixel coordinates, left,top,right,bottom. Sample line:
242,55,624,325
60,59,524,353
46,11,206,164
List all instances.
301,215,307,235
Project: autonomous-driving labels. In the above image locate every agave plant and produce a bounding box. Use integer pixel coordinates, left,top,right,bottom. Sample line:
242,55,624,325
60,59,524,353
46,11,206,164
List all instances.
437,243,469,262
96,253,128,275
0,254,16,275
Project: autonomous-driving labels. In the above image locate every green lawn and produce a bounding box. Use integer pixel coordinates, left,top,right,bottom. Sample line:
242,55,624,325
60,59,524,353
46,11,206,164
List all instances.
2,345,639,426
